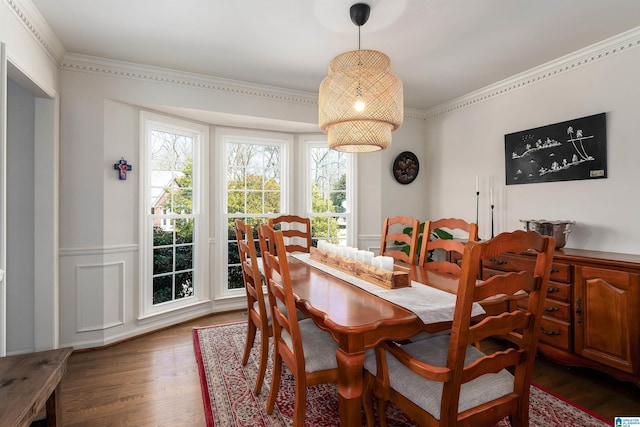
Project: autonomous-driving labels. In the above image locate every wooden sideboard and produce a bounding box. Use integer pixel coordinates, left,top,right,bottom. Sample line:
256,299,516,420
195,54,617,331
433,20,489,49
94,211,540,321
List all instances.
482,247,640,387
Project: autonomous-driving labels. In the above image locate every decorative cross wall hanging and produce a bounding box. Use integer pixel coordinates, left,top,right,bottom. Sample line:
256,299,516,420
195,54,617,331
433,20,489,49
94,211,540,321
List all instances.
114,157,133,180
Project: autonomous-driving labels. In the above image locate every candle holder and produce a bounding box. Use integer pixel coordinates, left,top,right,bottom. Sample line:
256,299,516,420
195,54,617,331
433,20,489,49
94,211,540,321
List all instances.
475,191,479,225
490,204,495,239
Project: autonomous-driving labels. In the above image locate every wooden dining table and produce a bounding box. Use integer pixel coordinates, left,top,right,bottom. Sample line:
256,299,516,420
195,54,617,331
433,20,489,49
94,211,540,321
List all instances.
284,255,465,426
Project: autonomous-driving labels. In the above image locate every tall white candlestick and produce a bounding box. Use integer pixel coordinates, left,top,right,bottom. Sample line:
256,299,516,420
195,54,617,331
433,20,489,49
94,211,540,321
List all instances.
475,175,479,192
490,187,494,205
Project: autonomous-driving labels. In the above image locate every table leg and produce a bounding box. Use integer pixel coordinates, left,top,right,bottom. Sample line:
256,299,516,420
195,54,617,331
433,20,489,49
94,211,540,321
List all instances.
336,348,366,426
45,384,61,427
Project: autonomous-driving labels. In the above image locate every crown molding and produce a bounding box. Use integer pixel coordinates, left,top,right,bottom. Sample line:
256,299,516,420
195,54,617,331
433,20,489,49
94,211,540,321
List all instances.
403,107,427,121
3,0,65,63
424,26,640,119
61,53,321,106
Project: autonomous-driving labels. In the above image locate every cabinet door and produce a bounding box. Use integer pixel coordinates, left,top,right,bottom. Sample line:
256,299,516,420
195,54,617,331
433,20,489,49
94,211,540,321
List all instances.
574,266,639,374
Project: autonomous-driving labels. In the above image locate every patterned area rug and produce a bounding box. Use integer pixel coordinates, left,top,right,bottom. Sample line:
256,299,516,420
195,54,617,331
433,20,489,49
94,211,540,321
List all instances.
193,322,613,427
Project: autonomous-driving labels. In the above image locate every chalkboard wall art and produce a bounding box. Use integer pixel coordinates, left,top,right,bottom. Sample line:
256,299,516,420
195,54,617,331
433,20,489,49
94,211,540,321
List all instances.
505,113,607,185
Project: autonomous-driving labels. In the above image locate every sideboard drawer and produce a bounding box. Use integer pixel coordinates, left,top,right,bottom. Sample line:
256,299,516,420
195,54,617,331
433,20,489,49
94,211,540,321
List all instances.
545,282,570,303
483,254,572,283
542,300,571,322
538,318,572,351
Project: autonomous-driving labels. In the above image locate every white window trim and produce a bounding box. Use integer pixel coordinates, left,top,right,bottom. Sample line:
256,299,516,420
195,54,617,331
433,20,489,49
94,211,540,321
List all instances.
215,127,293,299
138,111,210,319
299,135,357,247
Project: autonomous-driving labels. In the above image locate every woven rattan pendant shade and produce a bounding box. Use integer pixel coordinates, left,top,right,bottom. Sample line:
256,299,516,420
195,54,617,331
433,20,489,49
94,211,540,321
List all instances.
319,49,403,152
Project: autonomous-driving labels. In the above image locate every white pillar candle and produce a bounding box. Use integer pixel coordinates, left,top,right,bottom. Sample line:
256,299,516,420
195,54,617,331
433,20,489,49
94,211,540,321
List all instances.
363,251,374,265
372,256,383,269
381,256,395,271
346,247,358,259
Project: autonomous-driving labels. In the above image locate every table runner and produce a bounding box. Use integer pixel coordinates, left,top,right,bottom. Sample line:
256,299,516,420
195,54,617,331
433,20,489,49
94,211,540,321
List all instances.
291,253,485,325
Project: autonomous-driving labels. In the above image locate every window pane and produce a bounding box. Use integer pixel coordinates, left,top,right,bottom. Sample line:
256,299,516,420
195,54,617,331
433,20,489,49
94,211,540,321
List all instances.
175,219,194,244
311,216,345,245
246,192,264,214
227,191,246,214
153,248,173,274
176,245,193,271
153,227,173,246
228,241,240,265
175,272,193,300
153,275,172,304
173,187,193,214
228,265,244,290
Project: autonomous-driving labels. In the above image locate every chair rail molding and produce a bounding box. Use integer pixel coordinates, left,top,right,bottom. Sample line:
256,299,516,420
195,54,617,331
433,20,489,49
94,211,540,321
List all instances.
59,243,138,257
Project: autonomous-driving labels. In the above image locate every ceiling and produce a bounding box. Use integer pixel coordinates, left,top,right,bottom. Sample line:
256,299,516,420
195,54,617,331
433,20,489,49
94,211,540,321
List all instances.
30,0,640,111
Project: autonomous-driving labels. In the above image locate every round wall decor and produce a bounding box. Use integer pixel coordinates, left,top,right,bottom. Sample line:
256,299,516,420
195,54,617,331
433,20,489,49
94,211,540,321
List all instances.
392,151,419,184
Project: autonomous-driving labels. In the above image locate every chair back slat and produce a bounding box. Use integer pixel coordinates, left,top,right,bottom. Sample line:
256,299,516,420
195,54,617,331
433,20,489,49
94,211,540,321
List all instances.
473,272,538,301
467,310,532,344
268,215,312,253
461,348,525,383
380,216,419,265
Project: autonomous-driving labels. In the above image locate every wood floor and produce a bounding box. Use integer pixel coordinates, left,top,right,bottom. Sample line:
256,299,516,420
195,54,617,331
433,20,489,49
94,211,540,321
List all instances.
60,310,640,426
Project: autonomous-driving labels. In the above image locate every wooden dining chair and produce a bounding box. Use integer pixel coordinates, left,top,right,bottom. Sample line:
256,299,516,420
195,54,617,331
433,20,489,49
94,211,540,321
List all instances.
418,218,479,273
257,224,339,426
234,219,271,395
380,215,420,265
268,214,313,253
363,230,555,427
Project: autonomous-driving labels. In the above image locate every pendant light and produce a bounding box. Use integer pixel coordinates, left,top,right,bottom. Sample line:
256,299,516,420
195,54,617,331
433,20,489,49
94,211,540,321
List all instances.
319,3,403,152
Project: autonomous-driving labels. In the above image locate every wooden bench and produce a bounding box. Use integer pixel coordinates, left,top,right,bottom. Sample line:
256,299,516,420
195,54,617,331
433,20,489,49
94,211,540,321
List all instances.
0,347,73,426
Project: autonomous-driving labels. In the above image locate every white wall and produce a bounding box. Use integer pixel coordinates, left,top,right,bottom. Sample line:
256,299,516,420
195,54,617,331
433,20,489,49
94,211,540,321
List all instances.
424,33,640,253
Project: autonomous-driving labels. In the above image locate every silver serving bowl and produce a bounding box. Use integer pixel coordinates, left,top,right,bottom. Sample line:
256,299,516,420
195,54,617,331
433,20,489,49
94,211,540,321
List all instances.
519,220,575,249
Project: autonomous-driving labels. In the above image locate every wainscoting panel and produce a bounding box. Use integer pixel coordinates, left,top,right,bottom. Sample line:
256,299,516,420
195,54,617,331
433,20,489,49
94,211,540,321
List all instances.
75,261,125,332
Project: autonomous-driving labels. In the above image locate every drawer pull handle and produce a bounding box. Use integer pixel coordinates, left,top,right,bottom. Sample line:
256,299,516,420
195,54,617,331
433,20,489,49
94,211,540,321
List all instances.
540,327,560,336
488,257,507,265
544,306,559,312
550,268,559,273
547,287,559,293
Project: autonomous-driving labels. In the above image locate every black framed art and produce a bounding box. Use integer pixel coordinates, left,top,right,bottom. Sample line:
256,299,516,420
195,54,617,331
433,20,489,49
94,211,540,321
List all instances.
504,113,607,185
